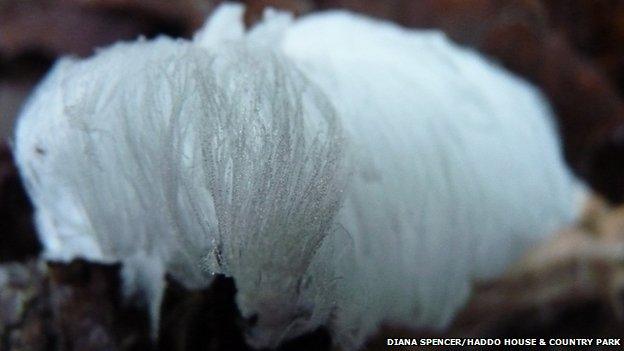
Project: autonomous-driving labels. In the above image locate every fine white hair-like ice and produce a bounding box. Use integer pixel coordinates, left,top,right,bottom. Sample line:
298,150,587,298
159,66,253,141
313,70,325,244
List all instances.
14,3,582,349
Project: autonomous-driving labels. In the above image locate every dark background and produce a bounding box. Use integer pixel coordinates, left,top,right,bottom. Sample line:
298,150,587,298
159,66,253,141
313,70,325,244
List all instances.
2,1,624,350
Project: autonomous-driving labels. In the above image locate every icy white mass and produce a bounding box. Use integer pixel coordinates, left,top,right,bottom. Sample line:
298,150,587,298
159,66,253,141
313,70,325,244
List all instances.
14,3,581,349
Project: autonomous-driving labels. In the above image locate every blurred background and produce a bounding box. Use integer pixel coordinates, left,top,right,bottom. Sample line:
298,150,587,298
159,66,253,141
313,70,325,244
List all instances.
2,1,624,350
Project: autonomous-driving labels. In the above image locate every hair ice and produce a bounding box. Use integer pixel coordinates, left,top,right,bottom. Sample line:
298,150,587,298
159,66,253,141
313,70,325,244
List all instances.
14,3,581,349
